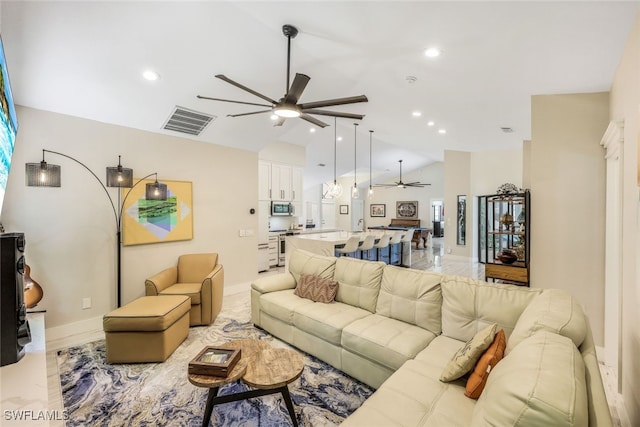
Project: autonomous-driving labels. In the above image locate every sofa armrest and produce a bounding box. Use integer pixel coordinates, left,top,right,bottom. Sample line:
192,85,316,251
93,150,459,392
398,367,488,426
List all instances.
580,319,614,427
252,272,296,294
145,266,178,295
200,264,224,325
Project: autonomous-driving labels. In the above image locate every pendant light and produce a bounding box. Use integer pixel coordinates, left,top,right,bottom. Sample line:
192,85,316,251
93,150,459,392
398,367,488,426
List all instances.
329,117,343,198
368,130,374,199
351,123,360,199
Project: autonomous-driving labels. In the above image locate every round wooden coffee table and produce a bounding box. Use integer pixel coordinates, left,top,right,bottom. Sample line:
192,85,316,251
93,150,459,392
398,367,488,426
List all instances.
189,339,304,427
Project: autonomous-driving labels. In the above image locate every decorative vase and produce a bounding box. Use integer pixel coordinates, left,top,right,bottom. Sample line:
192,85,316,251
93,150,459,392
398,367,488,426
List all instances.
499,213,513,231
497,249,518,264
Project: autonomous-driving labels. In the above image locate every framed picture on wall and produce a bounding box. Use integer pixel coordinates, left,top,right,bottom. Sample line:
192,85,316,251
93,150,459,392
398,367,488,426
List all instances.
396,201,418,219
370,204,386,217
339,205,349,215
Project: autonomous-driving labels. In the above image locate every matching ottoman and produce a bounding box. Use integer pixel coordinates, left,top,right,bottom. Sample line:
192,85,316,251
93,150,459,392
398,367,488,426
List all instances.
103,295,191,363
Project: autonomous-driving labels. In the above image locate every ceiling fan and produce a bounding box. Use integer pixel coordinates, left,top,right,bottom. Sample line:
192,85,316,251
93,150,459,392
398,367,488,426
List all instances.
374,160,431,188
197,24,368,128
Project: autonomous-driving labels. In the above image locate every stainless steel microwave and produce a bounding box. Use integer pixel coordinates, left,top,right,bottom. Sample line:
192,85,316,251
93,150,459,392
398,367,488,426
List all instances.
271,202,294,216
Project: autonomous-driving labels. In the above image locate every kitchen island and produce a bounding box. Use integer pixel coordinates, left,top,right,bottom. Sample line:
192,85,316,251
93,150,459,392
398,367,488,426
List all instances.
285,230,412,266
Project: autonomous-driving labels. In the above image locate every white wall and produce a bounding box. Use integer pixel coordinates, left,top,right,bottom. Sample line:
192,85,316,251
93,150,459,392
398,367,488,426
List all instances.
609,12,640,425
530,92,608,347
365,162,444,230
258,141,305,166
469,149,523,196
444,148,524,259
2,106,258,328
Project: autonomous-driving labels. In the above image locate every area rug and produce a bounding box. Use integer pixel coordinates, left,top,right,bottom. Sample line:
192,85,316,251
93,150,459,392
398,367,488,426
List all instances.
57,292,373,426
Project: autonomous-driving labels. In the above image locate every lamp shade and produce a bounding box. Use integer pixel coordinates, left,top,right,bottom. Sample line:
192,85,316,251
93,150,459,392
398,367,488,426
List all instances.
106,156,133,187
145,181,168,200
25,161,61,187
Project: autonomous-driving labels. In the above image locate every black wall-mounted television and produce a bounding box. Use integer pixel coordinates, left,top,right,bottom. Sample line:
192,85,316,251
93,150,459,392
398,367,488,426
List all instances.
0,34,18,217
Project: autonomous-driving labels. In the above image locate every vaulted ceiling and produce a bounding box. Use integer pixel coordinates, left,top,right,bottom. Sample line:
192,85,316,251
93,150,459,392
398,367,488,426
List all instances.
2,1,638,188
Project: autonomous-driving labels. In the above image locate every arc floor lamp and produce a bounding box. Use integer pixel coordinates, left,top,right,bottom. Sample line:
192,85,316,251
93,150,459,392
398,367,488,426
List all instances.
25,149,168,307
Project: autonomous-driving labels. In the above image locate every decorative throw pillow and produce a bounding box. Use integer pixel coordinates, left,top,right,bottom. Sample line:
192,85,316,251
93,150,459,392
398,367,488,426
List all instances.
294,273,339,303
440,323,498,382
465,329,506,399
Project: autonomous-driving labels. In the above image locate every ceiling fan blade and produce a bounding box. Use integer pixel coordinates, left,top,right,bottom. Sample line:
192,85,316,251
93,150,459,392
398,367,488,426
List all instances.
300,114,329,128
226,110,272,118
298,95,368,110
215,74,278,105
197,95,272,108
273,117,286,127
284,73,310,105
302,109,364,120
408,183,431,187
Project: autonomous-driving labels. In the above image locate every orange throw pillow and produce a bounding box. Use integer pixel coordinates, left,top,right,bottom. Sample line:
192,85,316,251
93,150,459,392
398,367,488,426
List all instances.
465,329,506,399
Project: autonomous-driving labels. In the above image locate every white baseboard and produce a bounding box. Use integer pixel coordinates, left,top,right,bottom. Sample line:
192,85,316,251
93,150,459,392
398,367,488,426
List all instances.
46,315,104,351
224,281,251,296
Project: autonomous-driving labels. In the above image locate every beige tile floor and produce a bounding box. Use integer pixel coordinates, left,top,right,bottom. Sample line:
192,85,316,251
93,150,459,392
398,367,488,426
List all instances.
44,237,625,426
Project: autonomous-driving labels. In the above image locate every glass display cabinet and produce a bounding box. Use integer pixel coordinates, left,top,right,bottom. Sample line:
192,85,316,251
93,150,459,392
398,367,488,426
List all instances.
478,189,530,286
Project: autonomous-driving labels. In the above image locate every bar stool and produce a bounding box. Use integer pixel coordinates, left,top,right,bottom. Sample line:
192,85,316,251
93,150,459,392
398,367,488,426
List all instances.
388,231,404,265
373,234,392,263
358,234,376,260
400,228,415,266
336,236,362,258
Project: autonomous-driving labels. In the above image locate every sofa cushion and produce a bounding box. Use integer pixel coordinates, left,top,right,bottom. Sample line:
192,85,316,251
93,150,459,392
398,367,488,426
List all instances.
258,289,314,325
506,289,587,354
288,249,337,284
341,357,475,427
294,273,338,303
441,275,541,342
342,314,437,371
159,282,201,304
471,332,588,427
375,266,442,334
440,323,497,382
465,329,506,399
292,301,370,346
334,257,385,313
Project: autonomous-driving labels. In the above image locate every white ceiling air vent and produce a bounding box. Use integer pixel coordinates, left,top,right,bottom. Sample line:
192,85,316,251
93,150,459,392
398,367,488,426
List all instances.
163,106,216,136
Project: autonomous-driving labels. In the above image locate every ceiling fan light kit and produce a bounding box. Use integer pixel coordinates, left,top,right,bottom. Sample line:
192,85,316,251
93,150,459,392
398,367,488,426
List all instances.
197,24,368,128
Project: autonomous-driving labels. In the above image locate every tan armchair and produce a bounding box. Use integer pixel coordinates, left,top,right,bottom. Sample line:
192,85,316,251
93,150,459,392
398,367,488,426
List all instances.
145,253,224,326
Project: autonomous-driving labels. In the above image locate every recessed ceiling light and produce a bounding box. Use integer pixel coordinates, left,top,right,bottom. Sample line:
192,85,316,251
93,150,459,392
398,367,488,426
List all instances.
309,128,316,133
427,121,435,127
337,136,343,141
438,129,447,134
142,70,160,81
412,111,422,117
424,47,441,58
270,114,278,120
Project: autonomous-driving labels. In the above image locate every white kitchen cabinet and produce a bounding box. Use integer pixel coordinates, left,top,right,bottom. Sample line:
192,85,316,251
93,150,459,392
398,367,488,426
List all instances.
258,161,303,203
271,163,292,201
258,161,272,200
292,167,303,203
258,200,270,243
268,235,278,267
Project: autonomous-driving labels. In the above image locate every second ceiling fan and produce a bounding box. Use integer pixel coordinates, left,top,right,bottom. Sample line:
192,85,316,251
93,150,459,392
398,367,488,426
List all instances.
374,160,431,188
197,24,368,128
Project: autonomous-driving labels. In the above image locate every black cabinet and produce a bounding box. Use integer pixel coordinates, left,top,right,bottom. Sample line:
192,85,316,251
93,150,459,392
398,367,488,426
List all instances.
478,190,530,286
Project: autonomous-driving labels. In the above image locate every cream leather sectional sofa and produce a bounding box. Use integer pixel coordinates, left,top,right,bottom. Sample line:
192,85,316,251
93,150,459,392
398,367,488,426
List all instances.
250,249,612,426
